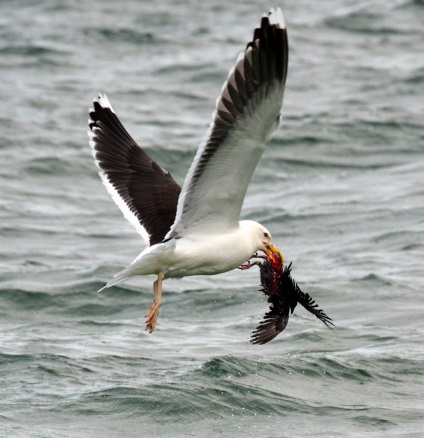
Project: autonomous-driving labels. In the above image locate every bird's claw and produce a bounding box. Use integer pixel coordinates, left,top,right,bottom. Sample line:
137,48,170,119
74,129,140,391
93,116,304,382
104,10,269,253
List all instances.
239,251,270,270
145,300,161,333
238,260,261,270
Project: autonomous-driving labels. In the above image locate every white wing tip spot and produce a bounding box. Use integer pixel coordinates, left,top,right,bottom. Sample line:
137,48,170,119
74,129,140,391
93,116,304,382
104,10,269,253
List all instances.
268,7,286,29
93,92,115,113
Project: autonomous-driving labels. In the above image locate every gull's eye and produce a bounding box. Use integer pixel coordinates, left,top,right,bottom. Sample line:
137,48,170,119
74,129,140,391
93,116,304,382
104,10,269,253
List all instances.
263,232,269,238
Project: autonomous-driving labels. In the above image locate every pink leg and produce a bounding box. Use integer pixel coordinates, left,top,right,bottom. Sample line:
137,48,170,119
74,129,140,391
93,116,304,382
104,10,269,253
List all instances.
145,271,165,333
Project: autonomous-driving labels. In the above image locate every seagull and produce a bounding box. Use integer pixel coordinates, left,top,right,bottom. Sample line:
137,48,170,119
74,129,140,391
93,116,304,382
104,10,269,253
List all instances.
88,8,289,332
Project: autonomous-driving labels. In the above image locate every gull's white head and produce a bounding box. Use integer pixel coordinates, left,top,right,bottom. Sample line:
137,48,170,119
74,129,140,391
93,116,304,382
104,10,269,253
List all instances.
240,220,284,262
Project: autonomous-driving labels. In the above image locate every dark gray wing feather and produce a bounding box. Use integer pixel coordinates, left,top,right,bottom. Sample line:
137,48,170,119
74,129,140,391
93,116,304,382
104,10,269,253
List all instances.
88,95,181,245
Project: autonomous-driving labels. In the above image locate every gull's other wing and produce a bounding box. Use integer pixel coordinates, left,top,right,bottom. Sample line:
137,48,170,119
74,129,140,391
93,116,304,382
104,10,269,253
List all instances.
88,94,181,246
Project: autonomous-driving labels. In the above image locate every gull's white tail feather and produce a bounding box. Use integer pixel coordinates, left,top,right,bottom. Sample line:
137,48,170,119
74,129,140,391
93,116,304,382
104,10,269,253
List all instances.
98,272,138,291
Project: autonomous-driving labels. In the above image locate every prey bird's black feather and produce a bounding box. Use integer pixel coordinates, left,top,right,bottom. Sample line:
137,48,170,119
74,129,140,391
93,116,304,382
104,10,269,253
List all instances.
251,261,334,345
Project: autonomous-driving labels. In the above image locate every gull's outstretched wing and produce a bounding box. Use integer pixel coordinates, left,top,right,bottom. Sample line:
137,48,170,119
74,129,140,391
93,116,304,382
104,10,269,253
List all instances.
88,94,181,246
166,8,288,239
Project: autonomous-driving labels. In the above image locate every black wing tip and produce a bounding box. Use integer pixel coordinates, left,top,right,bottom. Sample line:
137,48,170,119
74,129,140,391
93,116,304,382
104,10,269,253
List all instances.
88,93,116,129
212,6,288,128
250,7,288,78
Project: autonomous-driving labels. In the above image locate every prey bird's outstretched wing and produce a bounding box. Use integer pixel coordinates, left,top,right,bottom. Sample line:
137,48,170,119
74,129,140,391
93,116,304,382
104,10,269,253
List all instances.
295,287,335,329
88,94,181,246
250,308,290,345
166,8,288,239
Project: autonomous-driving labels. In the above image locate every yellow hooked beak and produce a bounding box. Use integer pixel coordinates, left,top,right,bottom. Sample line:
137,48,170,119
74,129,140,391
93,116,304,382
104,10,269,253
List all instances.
264,243,284,263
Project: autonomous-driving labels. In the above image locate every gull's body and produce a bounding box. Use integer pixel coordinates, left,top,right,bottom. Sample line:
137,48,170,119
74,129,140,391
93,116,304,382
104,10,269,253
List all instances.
88,8,289,331
106,220,275,283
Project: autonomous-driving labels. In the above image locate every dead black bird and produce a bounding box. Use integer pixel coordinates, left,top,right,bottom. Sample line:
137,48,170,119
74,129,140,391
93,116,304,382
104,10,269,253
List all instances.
251,254,334,345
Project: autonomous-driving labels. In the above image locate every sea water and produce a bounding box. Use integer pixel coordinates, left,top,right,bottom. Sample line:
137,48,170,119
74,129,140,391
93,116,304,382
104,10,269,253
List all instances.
1,0,423,436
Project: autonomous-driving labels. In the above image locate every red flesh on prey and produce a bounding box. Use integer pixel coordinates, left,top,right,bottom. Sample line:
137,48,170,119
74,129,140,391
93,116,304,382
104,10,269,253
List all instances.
267,252,283,290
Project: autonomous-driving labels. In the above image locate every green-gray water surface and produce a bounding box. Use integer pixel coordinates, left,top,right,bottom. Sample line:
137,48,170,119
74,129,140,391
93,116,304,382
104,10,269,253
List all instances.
1,0,423,436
